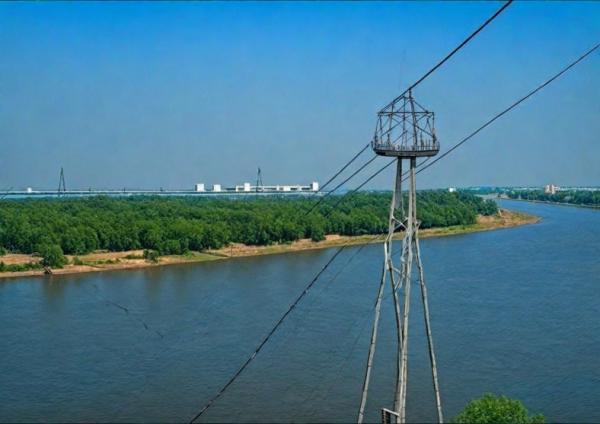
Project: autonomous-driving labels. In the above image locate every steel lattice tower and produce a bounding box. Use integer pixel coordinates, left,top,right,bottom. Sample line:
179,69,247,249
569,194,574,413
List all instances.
57,167,66,195
256,167,263,193
358,90,443,424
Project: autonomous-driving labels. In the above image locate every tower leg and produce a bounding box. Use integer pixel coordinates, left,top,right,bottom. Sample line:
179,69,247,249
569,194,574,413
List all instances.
358,267,387,424
398,157,417,423
414,235,444,423
388,159,404,420
359,158,404,424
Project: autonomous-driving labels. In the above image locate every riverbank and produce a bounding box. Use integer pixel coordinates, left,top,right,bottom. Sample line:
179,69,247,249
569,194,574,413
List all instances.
500,196,600,210
0,209,538,280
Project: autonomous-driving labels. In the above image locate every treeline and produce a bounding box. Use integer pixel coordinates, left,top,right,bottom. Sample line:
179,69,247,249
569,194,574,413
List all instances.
0,191,497,257
507,189,600,206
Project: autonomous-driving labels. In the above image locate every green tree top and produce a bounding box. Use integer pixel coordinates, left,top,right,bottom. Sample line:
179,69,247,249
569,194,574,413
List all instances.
453,393,544,424
38,244,67,268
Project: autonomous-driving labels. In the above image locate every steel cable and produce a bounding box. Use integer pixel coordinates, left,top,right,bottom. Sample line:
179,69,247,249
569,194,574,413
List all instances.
305,0,512,205
189,245,348,423
188,4,526,420
303,154,378,217
379,0,513,113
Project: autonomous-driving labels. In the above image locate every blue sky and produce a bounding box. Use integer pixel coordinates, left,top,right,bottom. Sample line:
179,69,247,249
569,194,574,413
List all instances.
0,1,599,190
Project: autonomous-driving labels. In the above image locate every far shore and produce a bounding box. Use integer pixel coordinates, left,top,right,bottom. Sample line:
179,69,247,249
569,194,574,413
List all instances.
0,209,538,280
500,196,600,210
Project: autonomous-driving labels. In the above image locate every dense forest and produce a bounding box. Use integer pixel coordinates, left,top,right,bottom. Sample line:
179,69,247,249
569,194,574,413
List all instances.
507,189,600,206
0,192,497,260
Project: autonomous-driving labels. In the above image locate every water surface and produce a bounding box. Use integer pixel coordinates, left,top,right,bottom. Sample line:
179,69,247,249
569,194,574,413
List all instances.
1,200,599,422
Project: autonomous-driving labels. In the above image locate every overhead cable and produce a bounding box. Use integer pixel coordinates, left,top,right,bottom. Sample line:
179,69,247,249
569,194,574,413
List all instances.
379,0,513,112
189,246,348,423
413,42,600,179
308,0,513,203
304,155,378,217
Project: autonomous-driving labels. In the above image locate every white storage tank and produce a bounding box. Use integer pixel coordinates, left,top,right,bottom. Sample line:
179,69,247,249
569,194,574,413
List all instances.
243,182,251,192
213,184,222,192
311,181,319,192
195,183,205,192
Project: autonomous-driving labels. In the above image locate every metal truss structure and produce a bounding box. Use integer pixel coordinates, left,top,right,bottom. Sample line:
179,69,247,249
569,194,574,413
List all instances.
57,167,66,195
358,90,443,424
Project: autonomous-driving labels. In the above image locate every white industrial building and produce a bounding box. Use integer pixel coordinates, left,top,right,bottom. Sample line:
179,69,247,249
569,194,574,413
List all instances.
194,181,319,194
544,184,558,194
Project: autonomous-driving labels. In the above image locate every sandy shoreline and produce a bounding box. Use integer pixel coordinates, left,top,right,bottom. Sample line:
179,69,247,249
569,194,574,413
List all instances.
0,209,538,280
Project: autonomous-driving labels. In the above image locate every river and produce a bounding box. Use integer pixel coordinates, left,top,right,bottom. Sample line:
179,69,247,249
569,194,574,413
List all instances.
1,200,599,423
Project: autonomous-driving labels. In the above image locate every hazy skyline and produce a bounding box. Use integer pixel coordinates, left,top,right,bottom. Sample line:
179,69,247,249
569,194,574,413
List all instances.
1,1,599,191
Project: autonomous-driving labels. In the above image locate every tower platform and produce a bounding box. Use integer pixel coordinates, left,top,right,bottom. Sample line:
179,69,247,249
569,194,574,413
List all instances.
372,90,440,159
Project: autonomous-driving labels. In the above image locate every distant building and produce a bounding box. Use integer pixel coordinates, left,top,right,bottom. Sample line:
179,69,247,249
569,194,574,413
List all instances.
234,182,252,192
26,187,33,193
544,184,558,195
448,187,457,193
196,181,318,194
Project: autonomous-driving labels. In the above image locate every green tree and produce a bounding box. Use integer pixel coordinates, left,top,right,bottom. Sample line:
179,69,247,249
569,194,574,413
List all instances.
38,244,67,268
310,225,326,242
143,249,160,263
0,191,496,255
453,393,544,424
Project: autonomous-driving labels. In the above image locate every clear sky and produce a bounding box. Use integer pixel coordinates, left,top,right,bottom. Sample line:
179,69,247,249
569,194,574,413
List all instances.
0,1,599,191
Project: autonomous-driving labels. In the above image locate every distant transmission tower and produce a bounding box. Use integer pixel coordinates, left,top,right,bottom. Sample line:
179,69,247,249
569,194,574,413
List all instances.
256,167,263,193
57,167,67,195
358,90,443,424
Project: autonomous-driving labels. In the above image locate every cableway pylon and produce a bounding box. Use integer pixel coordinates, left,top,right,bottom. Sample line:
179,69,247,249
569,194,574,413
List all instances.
358,90,443,424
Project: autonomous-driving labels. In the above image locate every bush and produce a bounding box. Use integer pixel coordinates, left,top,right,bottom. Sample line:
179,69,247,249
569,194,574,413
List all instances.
0,261,43,272
124,253,144,260
0,246,6,256
72,256,84,266
143,249,160,263
38,244,67,268
453,393,544,424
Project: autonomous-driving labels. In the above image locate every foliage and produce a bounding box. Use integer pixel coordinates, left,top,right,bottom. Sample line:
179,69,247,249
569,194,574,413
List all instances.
124,253,144,260
507,189,600,206
453,393,544,424
143,249,160,263
0,246,6,256
38,244,67,268
0,261,43,272
0,192,497,255
89,258,119,265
